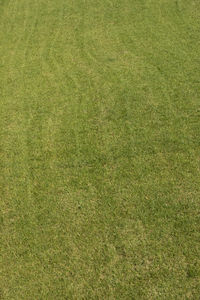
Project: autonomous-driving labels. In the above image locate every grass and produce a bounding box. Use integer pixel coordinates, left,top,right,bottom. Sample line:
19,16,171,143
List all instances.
0,0,200,299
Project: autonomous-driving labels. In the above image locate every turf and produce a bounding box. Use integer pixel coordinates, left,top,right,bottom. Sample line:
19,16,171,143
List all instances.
0,0,200,299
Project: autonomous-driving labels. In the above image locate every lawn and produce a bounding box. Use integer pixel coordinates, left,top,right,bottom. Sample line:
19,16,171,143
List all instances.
0,0,200,299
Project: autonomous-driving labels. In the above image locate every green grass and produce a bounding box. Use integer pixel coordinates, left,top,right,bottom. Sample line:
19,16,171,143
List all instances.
0,0,200,299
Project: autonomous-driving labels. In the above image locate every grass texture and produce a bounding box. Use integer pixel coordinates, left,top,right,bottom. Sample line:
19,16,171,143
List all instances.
0,0,200,299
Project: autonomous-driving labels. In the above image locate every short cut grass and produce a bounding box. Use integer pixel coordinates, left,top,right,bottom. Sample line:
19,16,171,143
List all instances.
0,0,200,299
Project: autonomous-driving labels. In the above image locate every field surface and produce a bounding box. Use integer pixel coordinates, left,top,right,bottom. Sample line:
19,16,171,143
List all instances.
0,0,200,299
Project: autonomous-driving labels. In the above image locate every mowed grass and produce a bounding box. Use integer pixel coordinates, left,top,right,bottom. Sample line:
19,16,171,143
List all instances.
0,0,200,298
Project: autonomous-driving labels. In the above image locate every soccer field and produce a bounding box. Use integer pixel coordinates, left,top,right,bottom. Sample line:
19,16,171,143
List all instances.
0,0,199,299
